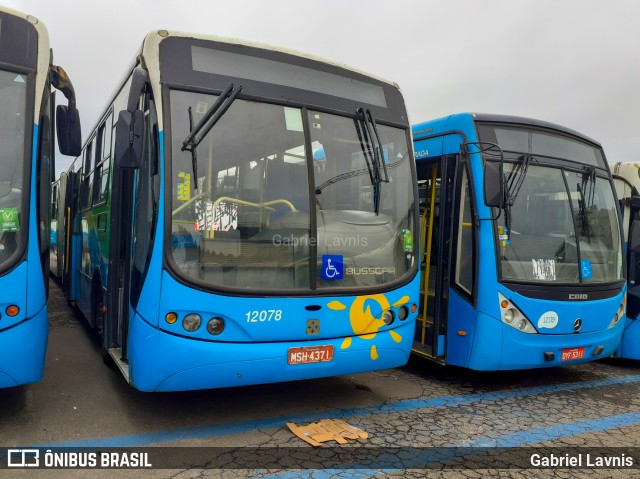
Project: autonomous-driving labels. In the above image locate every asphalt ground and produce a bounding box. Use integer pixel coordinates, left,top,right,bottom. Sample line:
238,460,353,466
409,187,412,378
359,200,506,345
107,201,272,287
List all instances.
1,280,640,478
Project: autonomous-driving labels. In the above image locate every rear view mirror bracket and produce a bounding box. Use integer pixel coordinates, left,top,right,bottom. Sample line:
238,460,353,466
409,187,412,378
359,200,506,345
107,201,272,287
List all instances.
50,65,82,157
114,67,149,169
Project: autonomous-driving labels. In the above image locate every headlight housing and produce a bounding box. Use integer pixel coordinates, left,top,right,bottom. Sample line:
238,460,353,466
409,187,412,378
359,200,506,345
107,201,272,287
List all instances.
207,317,225,335
608,302,626,328
498,293,537,334
183,313,202,332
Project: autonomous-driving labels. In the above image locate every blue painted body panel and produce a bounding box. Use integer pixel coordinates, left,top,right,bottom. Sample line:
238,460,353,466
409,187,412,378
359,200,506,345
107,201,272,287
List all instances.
413,113,625,370
126,272,419,391
128,308,414,392
0,305,47,387
617,317,640,359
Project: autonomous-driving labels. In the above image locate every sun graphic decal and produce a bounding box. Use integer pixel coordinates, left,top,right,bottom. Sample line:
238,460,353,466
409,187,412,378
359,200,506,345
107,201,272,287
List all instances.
327,294,410,360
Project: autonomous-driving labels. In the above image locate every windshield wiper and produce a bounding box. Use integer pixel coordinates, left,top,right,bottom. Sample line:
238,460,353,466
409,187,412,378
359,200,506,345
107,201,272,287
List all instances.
503,154,532,237
354,112,377,187
576,166,596,242
181,83,243,190
505,154,532,207
355,107,389,215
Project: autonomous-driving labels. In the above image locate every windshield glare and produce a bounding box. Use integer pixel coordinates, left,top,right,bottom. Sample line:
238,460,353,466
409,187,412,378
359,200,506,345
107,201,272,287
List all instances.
0,69,27,268
497,164,621,284
169,90,415,291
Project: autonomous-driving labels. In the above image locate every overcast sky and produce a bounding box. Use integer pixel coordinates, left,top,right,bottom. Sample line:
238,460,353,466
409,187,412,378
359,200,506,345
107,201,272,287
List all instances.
5,0,640,174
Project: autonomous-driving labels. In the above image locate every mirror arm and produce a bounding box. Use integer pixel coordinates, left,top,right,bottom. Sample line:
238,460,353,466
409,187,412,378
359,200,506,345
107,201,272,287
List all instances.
50,65,77,109
127,66,150,113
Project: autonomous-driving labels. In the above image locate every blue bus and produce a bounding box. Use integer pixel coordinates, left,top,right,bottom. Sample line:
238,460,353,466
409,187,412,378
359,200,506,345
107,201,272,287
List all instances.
57,31,419,391
412,113,625,370
0,6,81,387
611,162,640,359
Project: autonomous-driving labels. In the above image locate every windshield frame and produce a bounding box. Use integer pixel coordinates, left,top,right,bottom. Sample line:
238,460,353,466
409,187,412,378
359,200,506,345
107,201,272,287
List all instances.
0,62,35,276
161,83,419,297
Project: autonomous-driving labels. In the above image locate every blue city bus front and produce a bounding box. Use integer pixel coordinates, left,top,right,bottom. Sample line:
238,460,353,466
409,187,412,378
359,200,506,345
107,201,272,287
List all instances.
412,113,625,370
99,33,420,391
0,10,46,388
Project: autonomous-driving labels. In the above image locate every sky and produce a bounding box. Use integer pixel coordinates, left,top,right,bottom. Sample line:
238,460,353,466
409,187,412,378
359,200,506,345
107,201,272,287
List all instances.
4,0,640,175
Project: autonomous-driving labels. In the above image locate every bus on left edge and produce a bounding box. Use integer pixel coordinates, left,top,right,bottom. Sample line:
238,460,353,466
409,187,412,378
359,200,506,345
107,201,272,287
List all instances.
0,5,81,388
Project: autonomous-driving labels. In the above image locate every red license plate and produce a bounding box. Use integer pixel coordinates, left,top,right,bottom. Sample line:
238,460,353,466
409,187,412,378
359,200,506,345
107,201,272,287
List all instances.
561,347,585,361
288,345,334,365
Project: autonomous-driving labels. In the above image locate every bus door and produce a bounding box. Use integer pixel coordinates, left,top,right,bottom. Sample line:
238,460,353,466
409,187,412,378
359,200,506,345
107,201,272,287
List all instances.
105,146,134,373
105,82,156,379
63,170,80,300
413,155,458,361
627,197,640,320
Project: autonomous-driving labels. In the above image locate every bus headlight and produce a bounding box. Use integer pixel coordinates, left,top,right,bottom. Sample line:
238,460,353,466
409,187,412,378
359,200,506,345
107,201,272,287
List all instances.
183,313,201,332
498,293,537,334
397,306,409,321
608,303,625,328
504,308,517,324
382,310,395,325
207,317,225,335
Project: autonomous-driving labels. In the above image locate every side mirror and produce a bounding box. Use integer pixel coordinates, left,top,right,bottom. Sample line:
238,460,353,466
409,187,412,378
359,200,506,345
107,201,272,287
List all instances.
484,161,504,208
630,219,640,254
56,105,82,157
114,110,144,169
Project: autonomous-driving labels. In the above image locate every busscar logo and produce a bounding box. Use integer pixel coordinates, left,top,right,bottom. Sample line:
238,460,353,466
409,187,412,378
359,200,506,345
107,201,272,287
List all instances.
8,449,39,467
568,294,588,300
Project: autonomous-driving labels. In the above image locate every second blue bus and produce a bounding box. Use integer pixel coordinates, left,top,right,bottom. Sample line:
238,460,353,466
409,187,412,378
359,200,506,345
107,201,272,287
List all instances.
412,113,625,369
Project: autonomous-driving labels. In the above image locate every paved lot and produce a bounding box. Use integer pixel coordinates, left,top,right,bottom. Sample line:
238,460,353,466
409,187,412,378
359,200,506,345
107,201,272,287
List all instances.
1,280,640,478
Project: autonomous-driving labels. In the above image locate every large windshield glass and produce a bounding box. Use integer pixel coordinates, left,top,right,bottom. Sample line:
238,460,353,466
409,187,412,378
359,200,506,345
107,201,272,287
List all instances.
170,90,311,290
309,111,414,288
0,68,27,269
169,91,415,292
497,164,621,284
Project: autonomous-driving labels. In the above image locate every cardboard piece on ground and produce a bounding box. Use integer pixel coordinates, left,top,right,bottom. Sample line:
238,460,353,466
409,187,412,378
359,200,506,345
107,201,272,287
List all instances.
286,419,368,447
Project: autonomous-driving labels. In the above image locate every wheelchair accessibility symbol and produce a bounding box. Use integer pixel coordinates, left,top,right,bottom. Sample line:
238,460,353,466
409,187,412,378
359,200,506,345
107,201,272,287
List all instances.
581,259,592,279
322,255,344,281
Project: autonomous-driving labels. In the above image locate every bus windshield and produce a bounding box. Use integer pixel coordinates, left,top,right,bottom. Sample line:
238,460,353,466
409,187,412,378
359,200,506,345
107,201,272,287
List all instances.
0,68,27,268
496,163,622,284
169,90,414,292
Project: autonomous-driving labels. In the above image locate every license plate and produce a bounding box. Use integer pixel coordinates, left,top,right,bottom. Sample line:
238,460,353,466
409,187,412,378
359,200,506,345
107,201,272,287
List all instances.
288,345,334,365
561,347,585,361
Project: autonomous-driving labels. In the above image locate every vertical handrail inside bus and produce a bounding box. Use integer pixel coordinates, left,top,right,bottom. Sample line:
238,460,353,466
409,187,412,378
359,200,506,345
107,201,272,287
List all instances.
421,165,438,347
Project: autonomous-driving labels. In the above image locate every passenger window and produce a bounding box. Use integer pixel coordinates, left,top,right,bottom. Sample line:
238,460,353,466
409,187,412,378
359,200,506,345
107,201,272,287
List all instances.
455,167,474,296
81,139,94,210
92,115,113,205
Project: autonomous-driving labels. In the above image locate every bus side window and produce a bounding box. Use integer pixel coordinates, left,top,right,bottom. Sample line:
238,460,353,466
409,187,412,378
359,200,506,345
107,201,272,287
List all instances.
81,139,94,210
454,167,475,298
93,113,113,204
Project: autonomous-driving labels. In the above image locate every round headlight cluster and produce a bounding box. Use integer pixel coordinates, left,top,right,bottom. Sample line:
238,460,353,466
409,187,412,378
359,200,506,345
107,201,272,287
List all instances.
182,313,202,332
504,308,518,324
207,317,225,335
612,303,625,326
398,306,409,321
382,310,395,325
166,312,226,336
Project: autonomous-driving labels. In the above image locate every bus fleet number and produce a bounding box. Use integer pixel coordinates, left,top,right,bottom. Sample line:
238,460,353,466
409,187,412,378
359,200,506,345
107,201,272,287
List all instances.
246,310,283,323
